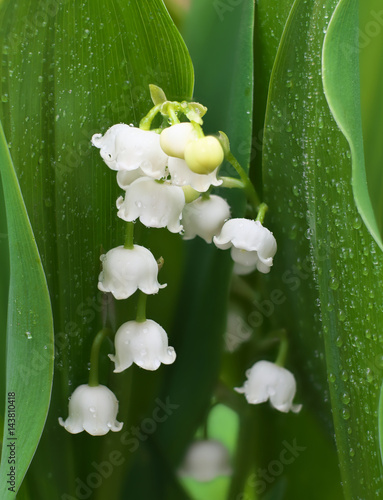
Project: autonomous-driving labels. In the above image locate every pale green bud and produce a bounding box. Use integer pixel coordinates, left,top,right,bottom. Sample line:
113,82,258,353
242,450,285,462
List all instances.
184,136,224,174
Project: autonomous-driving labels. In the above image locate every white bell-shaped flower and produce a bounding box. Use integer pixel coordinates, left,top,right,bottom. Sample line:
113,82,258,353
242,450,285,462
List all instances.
109,319,176,372
116,177,185,233
160,122,199,158
235,361,302,413
58,384,123,436
214,218,277,274
116,168,146,190
232,262,257,276
98,245,166,300
182,195,231,243
168,157,222,193
91,124,168,179
178,440,232,482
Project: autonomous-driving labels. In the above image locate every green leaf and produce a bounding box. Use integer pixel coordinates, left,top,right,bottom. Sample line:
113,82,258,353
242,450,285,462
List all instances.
0,122,54,498
0,1,194,498
359,1,383,246
263,0,383,497
322,0,383,250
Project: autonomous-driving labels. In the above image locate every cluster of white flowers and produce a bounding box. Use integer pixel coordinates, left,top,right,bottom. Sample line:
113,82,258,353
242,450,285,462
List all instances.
59,86,300,441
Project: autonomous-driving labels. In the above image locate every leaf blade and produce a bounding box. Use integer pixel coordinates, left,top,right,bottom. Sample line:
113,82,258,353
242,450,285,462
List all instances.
0,122,54,497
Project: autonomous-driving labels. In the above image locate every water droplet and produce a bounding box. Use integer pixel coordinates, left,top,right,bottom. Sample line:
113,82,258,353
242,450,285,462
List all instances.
38,75,43,83
341,392,350,405
329,373,336,383
338,310,346,322
329,277,339,291
25,331,32,340
349,448,355,457
342,408,350,420
366,368,374,383
335,336,343,347
285,122,292,133
341,370,349,382
1,94,8,103
353,217,362,229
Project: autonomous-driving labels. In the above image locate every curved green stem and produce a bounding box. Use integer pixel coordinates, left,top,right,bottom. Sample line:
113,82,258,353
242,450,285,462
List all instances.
139,104,162,130
219,176,246,189
190,121,204,138
256,202,268,224
167,106,180,125
226,151,261,210
136,291,147,323
88,328,112,387
124,221,134,249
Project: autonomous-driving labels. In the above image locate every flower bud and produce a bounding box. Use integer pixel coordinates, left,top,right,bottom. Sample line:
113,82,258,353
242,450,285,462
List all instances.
184,136,224,174
160,122,199,158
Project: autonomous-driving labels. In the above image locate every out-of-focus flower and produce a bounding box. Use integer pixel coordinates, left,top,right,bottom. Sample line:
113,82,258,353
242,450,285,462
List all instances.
58,384,123,436
224,308,252,352
214,218,277,274
91,124,168,179
178,440,232,482
182,195,230,243
98,245,166,300
109,319,176,372
116,177,185,233
235,360,302,413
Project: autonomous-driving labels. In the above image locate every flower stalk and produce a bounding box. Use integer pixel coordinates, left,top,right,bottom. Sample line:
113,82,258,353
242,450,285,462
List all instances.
89,328,112,387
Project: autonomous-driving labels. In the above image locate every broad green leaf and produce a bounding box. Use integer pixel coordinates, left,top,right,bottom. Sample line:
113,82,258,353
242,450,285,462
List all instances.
0,122,54,498
323,0,383,251
0,1,193,498
359,1,383,245
263,0,383,497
